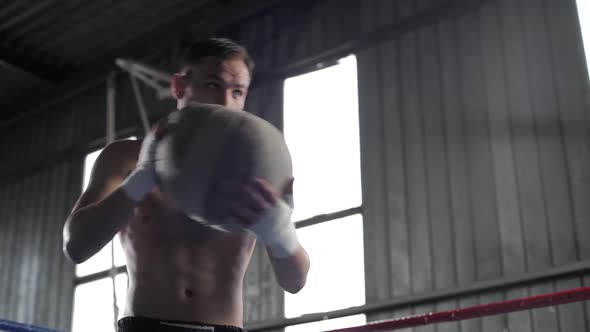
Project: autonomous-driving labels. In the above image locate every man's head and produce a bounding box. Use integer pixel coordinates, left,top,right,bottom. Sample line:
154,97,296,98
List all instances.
172,38,254,111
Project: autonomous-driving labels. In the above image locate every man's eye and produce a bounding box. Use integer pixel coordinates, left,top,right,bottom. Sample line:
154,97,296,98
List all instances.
233,90,244,97
206,82,220,89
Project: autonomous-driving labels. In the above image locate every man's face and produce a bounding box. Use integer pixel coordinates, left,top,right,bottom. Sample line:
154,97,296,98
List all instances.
177,56,251,111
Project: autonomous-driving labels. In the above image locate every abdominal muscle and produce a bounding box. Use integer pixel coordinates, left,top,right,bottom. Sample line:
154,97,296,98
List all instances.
118,189,256,327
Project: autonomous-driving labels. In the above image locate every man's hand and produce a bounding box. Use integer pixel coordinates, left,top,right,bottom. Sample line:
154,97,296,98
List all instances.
229,177,299,258
226,177,309,293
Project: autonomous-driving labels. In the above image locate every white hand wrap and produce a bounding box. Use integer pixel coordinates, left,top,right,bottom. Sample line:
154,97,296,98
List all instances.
121,131,158,202
121,168,155,202
247,200,299,258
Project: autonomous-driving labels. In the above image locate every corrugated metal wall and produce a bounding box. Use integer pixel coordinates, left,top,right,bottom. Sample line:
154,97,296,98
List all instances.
358,0,590,331
0,58,176,329
0,159,82,330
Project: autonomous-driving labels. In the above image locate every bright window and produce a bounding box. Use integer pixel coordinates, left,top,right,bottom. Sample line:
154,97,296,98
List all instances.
283,55,366,331
283,56,362,221
577,0,590,73
71,274,128,332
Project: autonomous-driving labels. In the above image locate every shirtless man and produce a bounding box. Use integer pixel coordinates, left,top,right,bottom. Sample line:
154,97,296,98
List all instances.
63,38,310,332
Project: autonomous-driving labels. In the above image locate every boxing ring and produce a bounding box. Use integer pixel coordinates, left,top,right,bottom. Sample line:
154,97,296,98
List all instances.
327,286,590,332
2,286,590,332
0,320,59,332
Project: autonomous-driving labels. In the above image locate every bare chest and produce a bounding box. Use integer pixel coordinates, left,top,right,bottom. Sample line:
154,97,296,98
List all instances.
119,190,255,272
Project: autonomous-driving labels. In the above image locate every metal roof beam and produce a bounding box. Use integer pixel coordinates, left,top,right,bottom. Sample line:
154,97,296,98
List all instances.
0,45,65,82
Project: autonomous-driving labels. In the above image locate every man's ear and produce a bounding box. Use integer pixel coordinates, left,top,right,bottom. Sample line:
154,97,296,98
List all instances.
171,73,186,99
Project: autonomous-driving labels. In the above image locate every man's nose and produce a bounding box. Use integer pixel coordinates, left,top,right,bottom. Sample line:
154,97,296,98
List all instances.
213,90,233,107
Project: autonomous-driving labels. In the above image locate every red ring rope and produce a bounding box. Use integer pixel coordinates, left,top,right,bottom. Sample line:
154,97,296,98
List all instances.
327,286,590,332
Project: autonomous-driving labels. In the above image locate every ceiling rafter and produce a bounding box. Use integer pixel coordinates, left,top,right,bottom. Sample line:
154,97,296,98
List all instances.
0,0,288,129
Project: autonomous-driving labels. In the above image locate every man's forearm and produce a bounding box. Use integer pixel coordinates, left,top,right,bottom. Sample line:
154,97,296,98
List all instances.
63,188,136,264
267,243,310,294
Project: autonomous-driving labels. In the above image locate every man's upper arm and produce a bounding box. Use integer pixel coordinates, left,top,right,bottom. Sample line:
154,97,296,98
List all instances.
72,141,139,212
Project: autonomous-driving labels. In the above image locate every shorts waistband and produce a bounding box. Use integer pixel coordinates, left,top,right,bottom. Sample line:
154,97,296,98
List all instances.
117,316,245,332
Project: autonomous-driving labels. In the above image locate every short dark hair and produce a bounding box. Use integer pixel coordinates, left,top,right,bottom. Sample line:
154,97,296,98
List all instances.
181,37,255,76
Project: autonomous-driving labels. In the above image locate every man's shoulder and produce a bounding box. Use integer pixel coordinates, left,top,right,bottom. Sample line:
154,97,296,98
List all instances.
102,139,141,159
94,139,141,178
